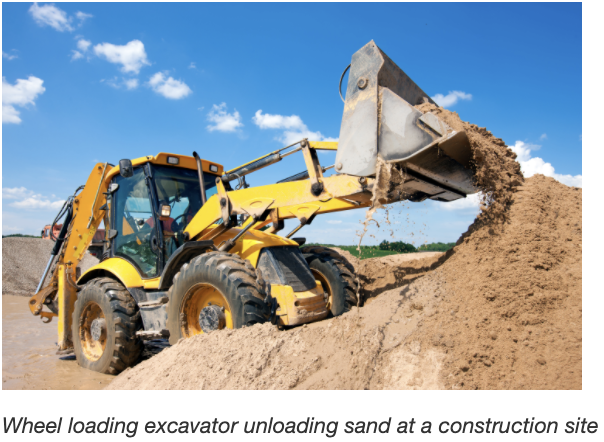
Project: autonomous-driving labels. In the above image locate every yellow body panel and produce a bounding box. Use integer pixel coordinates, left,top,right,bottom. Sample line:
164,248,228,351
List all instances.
143,278,161,290
64,163,109,264
271,283,328,326
211,227,297,267
308,141,338,151
78,257,145,288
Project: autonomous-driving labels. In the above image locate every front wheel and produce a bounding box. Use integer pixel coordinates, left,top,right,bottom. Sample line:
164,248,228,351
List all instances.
72,277,143,374
166,252,269,345
301,246,359,316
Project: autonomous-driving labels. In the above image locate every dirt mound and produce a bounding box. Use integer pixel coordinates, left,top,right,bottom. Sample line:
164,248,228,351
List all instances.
331,249,448,302
2,238,98,296
108,175,581,390
416,102,523,224
409,175,582,389
108,272,448,390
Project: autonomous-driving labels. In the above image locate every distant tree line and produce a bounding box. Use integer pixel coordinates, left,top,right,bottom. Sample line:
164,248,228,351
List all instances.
417,242,456,252
378,240,417,253
2,234,42,238
304,241,456,254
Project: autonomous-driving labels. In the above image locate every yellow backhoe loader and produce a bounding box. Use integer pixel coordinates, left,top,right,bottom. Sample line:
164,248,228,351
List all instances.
29,41,478,374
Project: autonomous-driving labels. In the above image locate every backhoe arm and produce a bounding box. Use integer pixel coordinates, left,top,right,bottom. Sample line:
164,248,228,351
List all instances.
29,163,110,350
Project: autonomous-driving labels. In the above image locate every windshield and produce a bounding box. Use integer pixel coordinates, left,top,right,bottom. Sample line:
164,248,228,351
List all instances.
113,167,158,277
152,165,218,258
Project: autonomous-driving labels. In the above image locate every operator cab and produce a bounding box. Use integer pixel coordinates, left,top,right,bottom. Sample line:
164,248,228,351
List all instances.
105,154,222,278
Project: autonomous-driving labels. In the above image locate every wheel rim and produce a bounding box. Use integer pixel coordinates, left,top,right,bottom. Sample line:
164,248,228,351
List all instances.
311,269,333,310
180,283,233,338
78,301,107,362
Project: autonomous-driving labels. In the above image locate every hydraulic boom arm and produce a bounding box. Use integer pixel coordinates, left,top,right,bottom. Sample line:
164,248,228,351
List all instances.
29,163,110,349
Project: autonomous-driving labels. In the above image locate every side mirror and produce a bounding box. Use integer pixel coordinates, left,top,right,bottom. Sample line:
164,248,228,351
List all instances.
119,159,133,178
159,204,171,221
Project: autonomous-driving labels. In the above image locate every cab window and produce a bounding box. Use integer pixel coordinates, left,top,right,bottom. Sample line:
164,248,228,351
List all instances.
112,167,159,278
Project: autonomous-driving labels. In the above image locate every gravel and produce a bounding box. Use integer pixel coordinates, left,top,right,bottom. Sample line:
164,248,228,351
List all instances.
2,238,99,296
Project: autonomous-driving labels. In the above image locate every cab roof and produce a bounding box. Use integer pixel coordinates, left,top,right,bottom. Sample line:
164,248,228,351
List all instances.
104,152,224,182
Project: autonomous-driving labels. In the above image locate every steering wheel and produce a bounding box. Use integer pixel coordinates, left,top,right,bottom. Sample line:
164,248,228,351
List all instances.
173,213,187,225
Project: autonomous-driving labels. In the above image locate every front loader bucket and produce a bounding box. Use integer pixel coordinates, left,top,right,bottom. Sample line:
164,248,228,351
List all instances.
335,41,478,202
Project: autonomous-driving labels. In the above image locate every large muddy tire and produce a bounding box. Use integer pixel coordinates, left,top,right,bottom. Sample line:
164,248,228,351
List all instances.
166,252,269,345
301,246,359,316
72,277,143,374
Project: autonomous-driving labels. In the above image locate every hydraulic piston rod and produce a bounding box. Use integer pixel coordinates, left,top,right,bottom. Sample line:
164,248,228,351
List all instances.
35,206,73,294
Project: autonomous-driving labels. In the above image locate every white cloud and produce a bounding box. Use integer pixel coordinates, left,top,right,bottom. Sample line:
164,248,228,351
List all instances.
440,193,482,212
75,11,93,24
280,130,338,147
540,133,547,140
124,78,139,90
2,187,65,210
3,187,32,200
29,3,92,32
207,103,243,132
2,105,22,124
327,220,342,224
252,110,337,145
71,38,91,61
253,110,305,130
2,76,46,124
29,3,73,31
102,77,139,90
93,40,150,74
431,90,472,108
189,62,196,69
509,141,582,187
148,72,192,99
2,51,17,60
77,39,91,52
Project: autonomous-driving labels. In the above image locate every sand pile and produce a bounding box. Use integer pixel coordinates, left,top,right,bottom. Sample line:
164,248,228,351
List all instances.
107,175,581,390
2,238,98,296
409,175,582,389
416,102,524,224
107,270,449,390
331,249,449,303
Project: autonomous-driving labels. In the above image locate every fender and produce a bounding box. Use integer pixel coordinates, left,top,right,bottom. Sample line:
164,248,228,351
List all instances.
158,241,216,290
78,257,144,288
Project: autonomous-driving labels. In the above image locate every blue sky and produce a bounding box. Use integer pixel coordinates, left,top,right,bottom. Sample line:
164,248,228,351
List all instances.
2,2,582,245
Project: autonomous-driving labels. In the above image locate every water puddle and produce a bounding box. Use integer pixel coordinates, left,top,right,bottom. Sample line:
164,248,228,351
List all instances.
2,295,113,390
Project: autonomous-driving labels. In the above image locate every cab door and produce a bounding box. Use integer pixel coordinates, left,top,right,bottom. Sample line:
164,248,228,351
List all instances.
110,166,161,278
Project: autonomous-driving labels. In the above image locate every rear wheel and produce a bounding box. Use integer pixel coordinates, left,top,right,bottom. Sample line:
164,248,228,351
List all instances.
166,252,269,345
301,246,359,316
72,277,143,374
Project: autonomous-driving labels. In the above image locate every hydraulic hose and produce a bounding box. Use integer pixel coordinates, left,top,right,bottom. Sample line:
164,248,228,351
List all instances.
36,204,73,294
